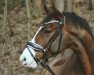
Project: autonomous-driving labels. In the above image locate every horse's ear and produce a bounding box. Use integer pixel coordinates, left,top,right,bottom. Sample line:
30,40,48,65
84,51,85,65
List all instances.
44,4,52,15
52,2,63,20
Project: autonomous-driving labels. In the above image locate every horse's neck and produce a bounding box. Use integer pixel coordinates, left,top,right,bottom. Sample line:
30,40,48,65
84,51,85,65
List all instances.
39,53,85,75
78,30,94,74
62,53,85,75
64,26,94,75
70,28,94,64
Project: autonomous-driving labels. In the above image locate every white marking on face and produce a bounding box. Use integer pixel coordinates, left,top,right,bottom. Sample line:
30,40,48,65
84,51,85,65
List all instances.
30,26,43,43
19,26,44,68
19,46,37,68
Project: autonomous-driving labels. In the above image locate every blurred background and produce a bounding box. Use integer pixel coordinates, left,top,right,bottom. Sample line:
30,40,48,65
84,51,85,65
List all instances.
0,0,94,75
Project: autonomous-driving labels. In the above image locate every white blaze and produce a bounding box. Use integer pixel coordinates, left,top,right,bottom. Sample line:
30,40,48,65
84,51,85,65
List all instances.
30,26,43,43
19,26,43,68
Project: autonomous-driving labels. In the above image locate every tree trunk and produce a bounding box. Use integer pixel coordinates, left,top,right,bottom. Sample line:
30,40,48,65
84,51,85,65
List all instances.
31,0,43,17
25,0,31,40
92,0,94,10
88,0,93,10
34,0,43,17
53,0,65,12
67,0,74,12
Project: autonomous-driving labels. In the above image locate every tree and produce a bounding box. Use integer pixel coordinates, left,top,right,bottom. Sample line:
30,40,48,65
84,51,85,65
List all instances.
25,0,31,40
88,0,93,10
92,0,94,9
67,0,74,12
53,0,65,12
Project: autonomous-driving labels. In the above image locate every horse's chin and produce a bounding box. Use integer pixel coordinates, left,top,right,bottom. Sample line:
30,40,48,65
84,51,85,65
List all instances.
21,63,38,69
29,61,38,68
19,46,38,69
22,61,38,69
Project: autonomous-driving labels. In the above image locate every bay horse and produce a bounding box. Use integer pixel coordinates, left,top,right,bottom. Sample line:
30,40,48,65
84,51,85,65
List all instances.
19,4,94,75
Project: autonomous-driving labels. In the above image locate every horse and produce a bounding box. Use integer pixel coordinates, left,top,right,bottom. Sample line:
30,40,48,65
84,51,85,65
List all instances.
19,4,94,75
39,49,74,75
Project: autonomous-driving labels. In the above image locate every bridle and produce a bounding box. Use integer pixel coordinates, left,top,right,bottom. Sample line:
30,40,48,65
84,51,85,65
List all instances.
26,19,64,75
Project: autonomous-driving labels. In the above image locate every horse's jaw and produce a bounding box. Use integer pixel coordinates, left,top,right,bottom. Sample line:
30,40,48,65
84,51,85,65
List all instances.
19,47,38,68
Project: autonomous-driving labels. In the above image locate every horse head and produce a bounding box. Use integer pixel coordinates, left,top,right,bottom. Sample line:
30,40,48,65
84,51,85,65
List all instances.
19,4,64,69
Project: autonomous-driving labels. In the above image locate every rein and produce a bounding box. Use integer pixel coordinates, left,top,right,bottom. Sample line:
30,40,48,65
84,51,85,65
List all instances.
26,19,64,75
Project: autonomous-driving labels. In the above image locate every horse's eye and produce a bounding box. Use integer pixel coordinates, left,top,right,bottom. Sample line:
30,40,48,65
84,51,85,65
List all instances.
44,30,52,34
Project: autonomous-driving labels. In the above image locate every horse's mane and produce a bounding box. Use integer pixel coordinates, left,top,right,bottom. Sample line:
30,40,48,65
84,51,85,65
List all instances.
42,12,94,39
63,12,94,39
41,12,94,41
63,12,94,75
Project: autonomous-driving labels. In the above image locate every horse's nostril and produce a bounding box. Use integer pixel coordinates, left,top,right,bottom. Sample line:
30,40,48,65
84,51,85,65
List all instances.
24,63,27,66
23,57,26,61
